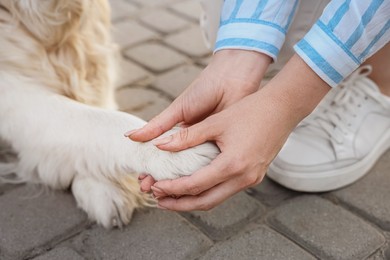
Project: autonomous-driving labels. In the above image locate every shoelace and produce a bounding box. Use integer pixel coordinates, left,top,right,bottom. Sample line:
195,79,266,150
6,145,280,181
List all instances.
302,66,390,144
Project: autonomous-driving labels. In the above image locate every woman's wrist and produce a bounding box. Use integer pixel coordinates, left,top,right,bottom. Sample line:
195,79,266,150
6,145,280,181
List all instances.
261,54,331,125
210,49,272,91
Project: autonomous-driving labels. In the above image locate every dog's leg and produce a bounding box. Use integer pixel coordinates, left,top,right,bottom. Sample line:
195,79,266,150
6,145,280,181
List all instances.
71,174,147,228
0,75,218,226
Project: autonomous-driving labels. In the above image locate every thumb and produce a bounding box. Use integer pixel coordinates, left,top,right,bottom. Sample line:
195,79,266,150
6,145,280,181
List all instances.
126,103,182,142
151,119,217,152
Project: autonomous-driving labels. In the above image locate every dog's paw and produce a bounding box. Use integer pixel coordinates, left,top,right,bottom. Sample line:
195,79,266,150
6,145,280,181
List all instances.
138,133,220,181
71,175,148,228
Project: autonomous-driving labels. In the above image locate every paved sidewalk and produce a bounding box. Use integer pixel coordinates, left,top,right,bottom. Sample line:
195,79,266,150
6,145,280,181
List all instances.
1,0,390,259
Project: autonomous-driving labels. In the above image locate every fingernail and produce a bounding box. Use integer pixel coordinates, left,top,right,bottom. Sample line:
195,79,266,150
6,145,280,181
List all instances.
151,186,164,195
124,129,139,137
138,174,147,180
157,204,168,210
152,135,173,146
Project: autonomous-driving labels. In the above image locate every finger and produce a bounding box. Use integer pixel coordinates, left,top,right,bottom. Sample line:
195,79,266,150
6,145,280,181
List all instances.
157,172,261,211
152,117,218,152
127,102,183,142
151,186,168,198
140,175,156,193
138,173,147,180
158,170,265,211
152,155,234,196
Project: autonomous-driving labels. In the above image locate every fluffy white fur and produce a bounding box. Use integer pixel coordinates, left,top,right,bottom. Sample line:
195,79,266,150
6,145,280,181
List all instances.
0,0,219,228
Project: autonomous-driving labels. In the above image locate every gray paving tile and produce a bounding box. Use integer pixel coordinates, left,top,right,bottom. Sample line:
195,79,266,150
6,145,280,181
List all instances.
196,56,212,67
169,0,203,21
67,209,212,260
164,26,211,57
0,183,22,196
152,64,202,98
385,246,390,260
268,195,385,260
332,150,390,230
130,0,176,7
184,192,265,240
139,9,190,34
116,58,151,88
200,225,315,260
367,249,387,260
33,247,84,260
247,176,299,206
124,42,187,72
109,0,138,22
0,186,87,260
112,20,158,49
116,87,171,121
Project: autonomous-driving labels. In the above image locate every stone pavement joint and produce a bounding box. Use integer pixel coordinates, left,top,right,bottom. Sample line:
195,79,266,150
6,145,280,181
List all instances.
268,195,386,260
199,225,316,260
0,186,88,260
61,209,213,260
246,176,300,207
32,247,84,260
124,42,187,73
331,150,390,231
152,64,203,98
181,192,266,241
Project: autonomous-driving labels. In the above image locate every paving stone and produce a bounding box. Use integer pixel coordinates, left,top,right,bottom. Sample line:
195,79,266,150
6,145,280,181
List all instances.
367,249,387,260
109,0,138,22
112,20,158,49
332,150,390,230
196,56,212,67
164,26,211,57
130,0,176,7
0,183,23,196
152,65,202,98
246,176,299,206
200,225,315,260
116,87,171,121
184,192,265,240
124,42,187,72
68,209,212,260
33,247,84,260
268,195,385,260
169,0,203,21
139,9,190,34
116,58,151,88
385,246,390,259
0,186,87,260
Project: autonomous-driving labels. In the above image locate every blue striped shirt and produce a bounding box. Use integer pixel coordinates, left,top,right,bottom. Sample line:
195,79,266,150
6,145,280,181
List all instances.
215,0,390,87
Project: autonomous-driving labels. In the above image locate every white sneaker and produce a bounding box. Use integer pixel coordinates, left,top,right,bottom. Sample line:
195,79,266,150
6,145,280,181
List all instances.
268,66,390,192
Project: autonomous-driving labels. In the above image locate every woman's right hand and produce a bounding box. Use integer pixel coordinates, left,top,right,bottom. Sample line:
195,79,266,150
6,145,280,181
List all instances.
127,49,272,143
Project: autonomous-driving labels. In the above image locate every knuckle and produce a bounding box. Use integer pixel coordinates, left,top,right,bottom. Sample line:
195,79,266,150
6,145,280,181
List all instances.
188,185,202,196
183,182,202,196
225,159,245,175
243,173,261,187
178,128,190,142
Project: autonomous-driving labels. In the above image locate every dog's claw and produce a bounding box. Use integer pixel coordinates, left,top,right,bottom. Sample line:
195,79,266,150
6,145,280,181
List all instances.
112,216,123,229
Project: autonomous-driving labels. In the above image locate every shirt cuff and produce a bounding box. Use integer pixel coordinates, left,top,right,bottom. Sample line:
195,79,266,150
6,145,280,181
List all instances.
294,21,361,87
214,21,287,61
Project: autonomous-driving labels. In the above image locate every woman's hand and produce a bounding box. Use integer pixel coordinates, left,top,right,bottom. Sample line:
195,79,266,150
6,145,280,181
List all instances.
138,55,330,211
127,49,271,142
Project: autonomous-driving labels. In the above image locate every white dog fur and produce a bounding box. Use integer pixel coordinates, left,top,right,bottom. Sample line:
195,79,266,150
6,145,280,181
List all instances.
0,0,219,228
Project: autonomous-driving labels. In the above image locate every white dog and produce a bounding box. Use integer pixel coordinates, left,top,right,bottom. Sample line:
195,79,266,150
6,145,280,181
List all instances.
0,0,219,228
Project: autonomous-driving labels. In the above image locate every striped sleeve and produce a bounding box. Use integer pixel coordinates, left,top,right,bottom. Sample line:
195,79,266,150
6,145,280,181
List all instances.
295,0,390,87
215,0,300,61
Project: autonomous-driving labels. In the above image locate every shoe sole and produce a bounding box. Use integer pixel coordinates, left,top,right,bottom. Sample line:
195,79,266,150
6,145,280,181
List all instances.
267,130,390,192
